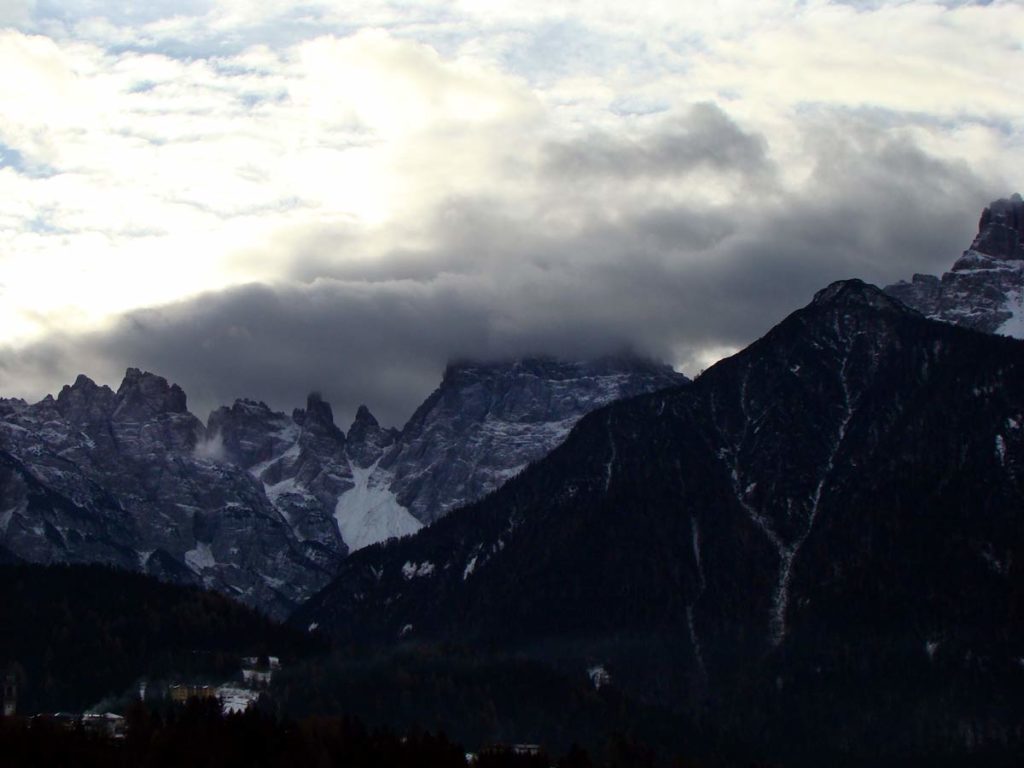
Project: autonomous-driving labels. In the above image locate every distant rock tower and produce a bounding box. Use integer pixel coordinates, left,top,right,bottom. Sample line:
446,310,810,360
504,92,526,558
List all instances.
885,193,1024,336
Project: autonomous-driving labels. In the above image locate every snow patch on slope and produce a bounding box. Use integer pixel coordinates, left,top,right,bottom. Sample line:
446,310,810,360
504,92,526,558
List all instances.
184,542,216,573
0,503,23,534
334,461,422,552
247,424,301,479
402,560,435,579
997,288,1024,338
264,477,302,505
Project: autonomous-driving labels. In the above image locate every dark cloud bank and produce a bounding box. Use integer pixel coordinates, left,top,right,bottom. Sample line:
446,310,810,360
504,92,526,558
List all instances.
0,106,997,427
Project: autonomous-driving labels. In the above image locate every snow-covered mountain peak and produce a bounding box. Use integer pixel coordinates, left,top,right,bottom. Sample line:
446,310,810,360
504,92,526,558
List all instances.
885,194,1024,337
383,354,689,523
441,354,680,387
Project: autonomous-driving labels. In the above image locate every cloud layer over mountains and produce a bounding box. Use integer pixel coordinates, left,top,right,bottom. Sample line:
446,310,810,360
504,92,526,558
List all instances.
0,1,1020,425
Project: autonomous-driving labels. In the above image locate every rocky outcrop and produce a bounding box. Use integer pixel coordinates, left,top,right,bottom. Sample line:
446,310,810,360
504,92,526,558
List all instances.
886,193,1024,335
379,357,688,524
346,406,397,469
972,193,1024,260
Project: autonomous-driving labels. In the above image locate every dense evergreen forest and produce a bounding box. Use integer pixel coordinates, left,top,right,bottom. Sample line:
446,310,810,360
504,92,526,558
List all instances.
0,563,324,713
268,643,1024,768
2,697,1021,768
0,698,693,768
2,559,1021,766
270,644,709,759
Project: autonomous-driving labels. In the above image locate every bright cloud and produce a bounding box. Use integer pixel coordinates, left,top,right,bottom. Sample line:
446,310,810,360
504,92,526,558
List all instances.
0,0,1022,419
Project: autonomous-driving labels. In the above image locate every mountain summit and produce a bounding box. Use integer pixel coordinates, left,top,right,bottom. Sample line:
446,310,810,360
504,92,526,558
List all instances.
971,192,1024,261
886,193,1024,335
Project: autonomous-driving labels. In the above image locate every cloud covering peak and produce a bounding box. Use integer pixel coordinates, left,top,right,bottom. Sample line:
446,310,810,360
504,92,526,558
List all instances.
0,0,1020,423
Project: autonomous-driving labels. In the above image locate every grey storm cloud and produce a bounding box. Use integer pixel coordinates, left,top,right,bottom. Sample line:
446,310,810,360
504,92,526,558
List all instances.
0,109,996,430
544,103,774,182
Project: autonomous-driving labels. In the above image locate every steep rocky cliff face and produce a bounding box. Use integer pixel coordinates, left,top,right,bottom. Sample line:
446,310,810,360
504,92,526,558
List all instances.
0,358,685,617
887,194,1024,335
208,356,688,563
377,357,688,525
0,371,321,619
296,281,1024,757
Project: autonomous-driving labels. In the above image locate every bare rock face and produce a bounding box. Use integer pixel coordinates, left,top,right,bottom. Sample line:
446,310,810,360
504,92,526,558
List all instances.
1,356,686,617
972,194,1024,260
214,355,688,560
0,369,327,619
379,357,689,524
56,375,117,425
346,406,398,469
886,194,1024,335
206,398,294,468
114,368,188,419
207,394,351,571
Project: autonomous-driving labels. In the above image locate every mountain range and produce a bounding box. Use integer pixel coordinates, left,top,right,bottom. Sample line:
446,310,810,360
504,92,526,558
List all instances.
2,195,1023,761
0,356,684,617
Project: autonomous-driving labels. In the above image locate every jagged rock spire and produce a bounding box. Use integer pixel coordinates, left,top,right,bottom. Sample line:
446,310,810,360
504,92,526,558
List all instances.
970,193,1024,261
56,374,117,424
113,368,188,419
346,405,397,468
293,391,343,440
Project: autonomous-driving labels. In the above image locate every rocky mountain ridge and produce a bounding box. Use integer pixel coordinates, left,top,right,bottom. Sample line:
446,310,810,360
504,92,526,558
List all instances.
0,356,686,617
0,369,321,618
208,356,687,562
886,193,1024,335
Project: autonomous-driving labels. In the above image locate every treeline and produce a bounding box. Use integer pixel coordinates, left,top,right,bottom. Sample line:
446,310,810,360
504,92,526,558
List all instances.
270,644,705,759
0,563,325,713
269,642,1024,768
0,699,704,768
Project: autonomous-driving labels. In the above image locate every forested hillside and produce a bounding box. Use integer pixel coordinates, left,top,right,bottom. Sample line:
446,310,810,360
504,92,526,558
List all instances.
0,563,323,713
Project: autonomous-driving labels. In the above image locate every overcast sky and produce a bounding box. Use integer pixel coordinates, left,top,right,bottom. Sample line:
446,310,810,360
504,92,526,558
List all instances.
1,0,1022,427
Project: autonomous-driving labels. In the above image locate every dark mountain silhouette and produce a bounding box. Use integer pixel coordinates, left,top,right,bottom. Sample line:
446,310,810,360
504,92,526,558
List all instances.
295,280,1024,762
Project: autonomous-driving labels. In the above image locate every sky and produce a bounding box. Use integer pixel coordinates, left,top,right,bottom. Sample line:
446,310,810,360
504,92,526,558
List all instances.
0,0,1022,427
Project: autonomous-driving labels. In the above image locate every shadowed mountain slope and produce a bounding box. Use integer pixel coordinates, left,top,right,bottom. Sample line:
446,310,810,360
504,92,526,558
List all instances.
296,280,1024,760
